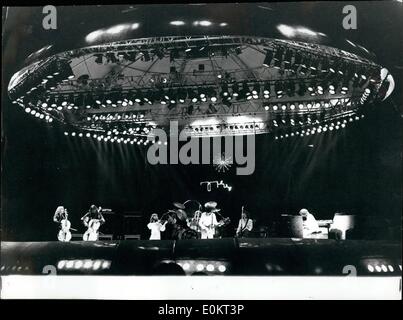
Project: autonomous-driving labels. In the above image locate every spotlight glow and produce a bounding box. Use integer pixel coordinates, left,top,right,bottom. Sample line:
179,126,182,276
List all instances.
218,265,226,272
170,21,185,26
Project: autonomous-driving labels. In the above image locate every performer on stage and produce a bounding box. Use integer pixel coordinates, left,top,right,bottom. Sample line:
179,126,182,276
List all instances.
81,205,105,224
53,206,75,242
53,206,68,223
147,213,167,240
199,202,220,239
81,205,105,241
188,210,202,234
299,208,321,237
236,209,253,238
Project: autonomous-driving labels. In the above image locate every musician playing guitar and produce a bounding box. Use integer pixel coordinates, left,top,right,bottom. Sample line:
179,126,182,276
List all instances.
81,205,105,241
236,207,253,238
199,202,230,239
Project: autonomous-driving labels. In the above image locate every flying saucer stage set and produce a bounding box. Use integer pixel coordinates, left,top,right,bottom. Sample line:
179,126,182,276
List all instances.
1,3,401,300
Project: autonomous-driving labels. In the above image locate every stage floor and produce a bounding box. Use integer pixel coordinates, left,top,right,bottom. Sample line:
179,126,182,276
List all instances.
1,238,401,277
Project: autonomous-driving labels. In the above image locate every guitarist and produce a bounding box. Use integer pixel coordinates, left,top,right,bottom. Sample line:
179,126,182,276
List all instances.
236,208,253,238
199,202,220,239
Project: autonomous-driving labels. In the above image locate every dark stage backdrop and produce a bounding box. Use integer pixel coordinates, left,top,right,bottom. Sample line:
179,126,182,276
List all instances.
2,97,401,241
1,3,402,241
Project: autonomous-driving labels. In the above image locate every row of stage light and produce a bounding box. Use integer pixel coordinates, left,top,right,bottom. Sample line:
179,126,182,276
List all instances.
63,130,162,146
61,113,365,144
262,41,379,79
16,74,374,113
274,114,365,140
10,41,378,114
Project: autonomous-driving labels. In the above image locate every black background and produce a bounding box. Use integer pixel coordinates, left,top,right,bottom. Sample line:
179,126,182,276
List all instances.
2,1,402,241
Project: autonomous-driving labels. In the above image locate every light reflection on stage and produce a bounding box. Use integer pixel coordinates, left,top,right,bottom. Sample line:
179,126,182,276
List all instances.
1,238,400,277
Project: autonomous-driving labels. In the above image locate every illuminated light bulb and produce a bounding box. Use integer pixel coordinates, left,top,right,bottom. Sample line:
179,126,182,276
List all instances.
367,265,374,272
381,265,387,272
264,105,270,111
25,107,31,113
66,260,74,269
290,104,295,110
281,105,287,110
272,105,278,111
206,264,214,272
93,260,102,270
74,260,83,269
182,263,190,270
218,265,226,272
375,265,382,272
196,263,204,271
57,260,66,269
102,261,111,269
83,260,92,269
388,265,394,272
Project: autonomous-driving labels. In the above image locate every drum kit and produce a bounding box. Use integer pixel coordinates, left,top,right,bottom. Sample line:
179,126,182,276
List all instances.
159,200,230,240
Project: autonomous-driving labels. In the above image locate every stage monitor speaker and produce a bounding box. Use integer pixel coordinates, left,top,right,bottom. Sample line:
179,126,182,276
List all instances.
123,214,143,235
124,235,141,240
71,233,83,241
277,215,303,238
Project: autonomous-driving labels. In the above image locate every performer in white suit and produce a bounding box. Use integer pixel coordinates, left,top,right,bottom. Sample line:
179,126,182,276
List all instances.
147,213,167,240
199,202,220,239
299,208,321,238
